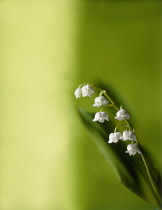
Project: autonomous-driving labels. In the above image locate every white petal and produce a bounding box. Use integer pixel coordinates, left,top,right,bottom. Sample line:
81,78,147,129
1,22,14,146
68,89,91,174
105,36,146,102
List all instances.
74,88,82,98
108,132,122,143
99,96,108,105
82,85,94,97
115,109,131,121
93,112,102,122
101,112,109,121
81,86,87,97
115,132,123,140
99,119,105,123
123,131,136,141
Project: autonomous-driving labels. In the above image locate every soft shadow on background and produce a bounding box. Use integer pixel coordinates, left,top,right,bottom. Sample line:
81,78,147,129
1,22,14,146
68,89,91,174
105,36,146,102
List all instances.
0,0,161,210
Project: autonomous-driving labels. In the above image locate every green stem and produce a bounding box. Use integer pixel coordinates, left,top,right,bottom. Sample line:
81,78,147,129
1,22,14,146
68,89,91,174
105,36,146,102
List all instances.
114,124,129,133
100,104,115,112
78,83,86,88
102,91,115,106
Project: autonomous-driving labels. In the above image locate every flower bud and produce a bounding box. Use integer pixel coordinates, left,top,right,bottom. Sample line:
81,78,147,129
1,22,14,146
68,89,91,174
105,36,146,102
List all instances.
123,131,137,141
74,88,82,99
93,112,109,123
125,143,141,156
93,96,109,107
82,85,95,97
108,132,122,143
115,109,131,121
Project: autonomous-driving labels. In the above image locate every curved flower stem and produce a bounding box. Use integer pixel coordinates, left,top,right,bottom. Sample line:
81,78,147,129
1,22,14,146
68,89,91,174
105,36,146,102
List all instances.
90,83,161,204
102,90,115,106
100,104,115,112
114,124,130,133
78,83,86,88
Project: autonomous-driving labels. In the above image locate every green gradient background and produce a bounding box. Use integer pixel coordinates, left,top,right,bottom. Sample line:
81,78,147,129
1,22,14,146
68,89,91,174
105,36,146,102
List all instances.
0,1,161,210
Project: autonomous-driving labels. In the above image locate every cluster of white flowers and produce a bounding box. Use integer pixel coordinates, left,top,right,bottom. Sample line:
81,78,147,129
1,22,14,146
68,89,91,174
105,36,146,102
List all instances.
108,131,136,144
108,130,141,156
74,84,141,156
74,84,95,98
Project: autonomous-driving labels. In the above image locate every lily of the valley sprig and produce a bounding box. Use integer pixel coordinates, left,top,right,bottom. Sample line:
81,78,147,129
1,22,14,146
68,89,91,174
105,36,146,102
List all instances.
74,83,161,206
74,83,140,156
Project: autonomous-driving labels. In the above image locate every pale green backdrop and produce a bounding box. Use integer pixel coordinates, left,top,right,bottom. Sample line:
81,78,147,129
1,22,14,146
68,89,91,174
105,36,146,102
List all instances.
0,1,161,210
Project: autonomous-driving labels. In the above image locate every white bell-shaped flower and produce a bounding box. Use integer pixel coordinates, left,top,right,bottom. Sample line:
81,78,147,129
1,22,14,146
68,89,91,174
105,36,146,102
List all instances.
93,96,109,107
74,88,82,99
82,85,95,97
115,109,131,121
125,143,141,156
93,112,109,123
108,132,123,143
123,131,137,141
